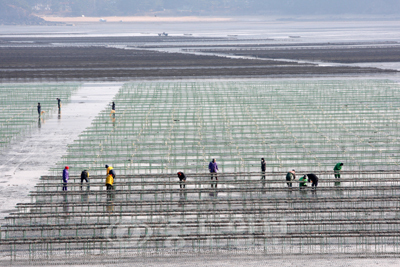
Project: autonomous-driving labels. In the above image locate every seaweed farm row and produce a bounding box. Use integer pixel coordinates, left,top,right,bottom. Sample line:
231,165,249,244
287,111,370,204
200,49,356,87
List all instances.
2,79,400,262
2,172,400,259
54,80,400,175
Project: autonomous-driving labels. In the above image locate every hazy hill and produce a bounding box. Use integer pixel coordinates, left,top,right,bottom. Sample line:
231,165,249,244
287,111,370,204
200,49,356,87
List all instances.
0,0,44,25
40,0,400,16
1,0,400,24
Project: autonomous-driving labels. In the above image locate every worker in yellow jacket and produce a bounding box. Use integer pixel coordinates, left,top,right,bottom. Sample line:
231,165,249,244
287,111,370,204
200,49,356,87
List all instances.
105,165,116,179
106,174,114,190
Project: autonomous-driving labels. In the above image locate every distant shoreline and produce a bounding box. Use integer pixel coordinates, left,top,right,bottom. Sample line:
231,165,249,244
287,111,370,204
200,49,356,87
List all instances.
40,16,232,23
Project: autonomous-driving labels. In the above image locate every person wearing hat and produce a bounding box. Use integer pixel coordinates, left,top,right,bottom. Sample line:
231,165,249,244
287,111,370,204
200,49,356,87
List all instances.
177,172,187,189
286,169,296,187
62,166,69,191
105,165,116,180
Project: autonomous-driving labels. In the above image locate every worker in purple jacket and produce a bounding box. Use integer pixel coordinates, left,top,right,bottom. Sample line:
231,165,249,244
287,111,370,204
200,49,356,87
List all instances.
209,158,218,181
62,166,69,191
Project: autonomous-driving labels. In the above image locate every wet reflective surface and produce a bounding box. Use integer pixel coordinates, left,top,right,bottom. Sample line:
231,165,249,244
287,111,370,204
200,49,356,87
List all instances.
0,83,122,221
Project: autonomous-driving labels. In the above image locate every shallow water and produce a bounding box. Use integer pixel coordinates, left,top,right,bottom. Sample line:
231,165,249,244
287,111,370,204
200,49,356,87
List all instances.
1,18,400,42
0,82,122,222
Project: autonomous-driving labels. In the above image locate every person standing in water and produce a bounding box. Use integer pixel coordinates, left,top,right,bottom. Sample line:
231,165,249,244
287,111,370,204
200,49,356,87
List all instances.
62,166,69,191
261,158,266,180
286,169,296,187
37,103,41,117
110,102,116,118
177,172,187,189
334,163,344,178
209,158,218,181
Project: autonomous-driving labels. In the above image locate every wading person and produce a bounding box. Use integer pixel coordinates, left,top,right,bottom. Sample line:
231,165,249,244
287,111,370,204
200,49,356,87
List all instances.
209,158,218,188
299,174,308,189
334,163,344,178
177,172,186,189
106,173,114,191
105,165,116,181
57,98,61,109
286,169,296,187
306,173,319,189
110,102,116,118
105,172,114,201
209,159,218,180
80,169,89,189
62,166,69,191
261,158,266,180
37,103,41,117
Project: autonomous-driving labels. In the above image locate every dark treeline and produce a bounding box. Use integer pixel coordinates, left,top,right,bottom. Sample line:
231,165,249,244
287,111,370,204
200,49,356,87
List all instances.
1,0,400,23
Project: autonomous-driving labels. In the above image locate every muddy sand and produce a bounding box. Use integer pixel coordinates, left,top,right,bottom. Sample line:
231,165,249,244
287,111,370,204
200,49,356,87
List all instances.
200,46,400,64
0,45,396,81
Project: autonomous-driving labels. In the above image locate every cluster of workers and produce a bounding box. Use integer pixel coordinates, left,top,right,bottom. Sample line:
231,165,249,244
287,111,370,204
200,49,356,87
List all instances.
62,159,343,191
62,165,116,191
177,159,343,190
284,162,344,189
59,100,118,191
58,100,345,191
61,158,218,191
